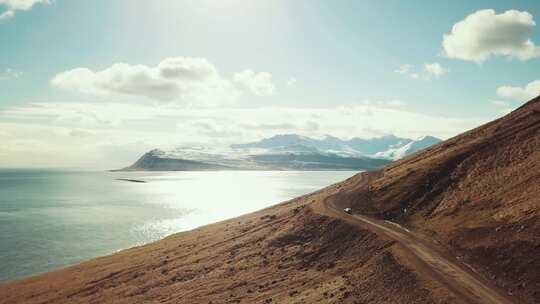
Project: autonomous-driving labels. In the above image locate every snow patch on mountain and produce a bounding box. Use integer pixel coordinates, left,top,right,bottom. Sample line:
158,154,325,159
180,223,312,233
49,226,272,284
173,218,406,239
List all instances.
122,134,442,171
373,136,441,160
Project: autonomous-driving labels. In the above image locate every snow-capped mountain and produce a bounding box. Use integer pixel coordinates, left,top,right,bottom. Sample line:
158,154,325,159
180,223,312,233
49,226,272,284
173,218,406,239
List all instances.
119,134,441,171
232,134,441,159
373,136,442,160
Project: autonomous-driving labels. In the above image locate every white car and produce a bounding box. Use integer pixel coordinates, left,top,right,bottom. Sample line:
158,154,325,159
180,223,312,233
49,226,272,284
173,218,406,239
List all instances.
343,208,352,214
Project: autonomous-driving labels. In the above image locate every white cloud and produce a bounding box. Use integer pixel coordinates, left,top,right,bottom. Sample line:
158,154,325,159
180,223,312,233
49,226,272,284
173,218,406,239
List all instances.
490,100,515,115
233,70,276,96
496,80,540,101
394,64,414,75
442,9,540,62
0,68,22,80
51,57,242,107
0,0,49,19
395,63,448,80
287,77,297,86
52,57,277,106
424,63,448,78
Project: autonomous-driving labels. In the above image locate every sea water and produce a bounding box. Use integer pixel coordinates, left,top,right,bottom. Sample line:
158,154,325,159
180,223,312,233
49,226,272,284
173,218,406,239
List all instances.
0,169,356,282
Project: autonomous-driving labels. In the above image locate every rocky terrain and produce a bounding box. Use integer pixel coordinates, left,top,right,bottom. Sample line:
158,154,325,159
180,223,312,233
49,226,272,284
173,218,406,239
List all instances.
1,97,539,303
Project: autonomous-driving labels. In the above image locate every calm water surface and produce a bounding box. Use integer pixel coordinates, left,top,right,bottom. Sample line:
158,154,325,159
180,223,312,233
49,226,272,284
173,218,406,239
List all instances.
0,169,357,282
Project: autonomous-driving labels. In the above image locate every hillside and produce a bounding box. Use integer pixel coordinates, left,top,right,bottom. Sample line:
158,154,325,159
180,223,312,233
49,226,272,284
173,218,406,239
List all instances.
1,97,539,303
328,95,540,302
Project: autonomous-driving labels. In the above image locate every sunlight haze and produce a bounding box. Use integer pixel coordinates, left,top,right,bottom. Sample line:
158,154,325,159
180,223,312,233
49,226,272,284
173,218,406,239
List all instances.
1,0,540,169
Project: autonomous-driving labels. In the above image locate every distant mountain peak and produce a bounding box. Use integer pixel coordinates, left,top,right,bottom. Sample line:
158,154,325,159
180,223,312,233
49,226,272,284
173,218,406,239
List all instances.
416,135,440,141
232,133,440,159
119,133,441,171
373,135,442,160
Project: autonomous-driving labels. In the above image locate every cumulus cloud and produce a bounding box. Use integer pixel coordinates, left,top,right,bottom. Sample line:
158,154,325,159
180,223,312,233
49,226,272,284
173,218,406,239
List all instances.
395,63,448,80
442,9,540,62
424,63,448,78
51,57,242,107
496,80,540,101
233,70,276,96
0,0,49,19
52,57,277,106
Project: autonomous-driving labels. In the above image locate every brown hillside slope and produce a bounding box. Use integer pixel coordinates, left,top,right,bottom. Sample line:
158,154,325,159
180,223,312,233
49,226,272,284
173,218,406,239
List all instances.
330,95,540,303
0,189,452,304
1,96,539,303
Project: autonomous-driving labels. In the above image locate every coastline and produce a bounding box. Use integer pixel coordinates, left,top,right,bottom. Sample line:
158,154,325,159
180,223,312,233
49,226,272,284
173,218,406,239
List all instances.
0,170,359,286
0,179,444,303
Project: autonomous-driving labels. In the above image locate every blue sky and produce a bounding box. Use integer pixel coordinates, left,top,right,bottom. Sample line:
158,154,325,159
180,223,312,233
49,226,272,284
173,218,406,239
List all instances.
1,0,540,168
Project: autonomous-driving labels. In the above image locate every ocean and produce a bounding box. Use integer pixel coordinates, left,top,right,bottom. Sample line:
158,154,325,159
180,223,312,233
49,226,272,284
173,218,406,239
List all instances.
0,169,357,282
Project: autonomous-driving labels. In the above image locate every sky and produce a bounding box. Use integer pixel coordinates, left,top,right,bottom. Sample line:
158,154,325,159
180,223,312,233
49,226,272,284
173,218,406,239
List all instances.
1,0,540,169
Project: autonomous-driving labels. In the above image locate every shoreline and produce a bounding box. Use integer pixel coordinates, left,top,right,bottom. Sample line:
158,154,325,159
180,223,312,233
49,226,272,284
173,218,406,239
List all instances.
0,171,356,286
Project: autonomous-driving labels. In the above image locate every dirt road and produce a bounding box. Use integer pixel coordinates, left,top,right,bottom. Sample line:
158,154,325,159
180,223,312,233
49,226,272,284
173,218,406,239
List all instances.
312,197,517,304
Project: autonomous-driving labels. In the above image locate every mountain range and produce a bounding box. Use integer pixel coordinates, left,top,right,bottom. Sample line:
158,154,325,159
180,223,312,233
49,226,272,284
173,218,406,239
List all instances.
121,134,441,171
